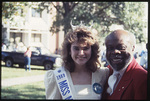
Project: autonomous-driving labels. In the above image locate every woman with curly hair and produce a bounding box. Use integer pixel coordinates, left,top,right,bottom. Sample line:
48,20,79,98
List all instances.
44,25,109,100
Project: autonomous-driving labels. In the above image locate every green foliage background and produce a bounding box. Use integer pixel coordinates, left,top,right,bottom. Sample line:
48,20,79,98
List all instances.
2,2,148,44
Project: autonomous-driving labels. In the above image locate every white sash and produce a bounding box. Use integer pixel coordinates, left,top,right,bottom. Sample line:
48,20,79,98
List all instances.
53,67,74,100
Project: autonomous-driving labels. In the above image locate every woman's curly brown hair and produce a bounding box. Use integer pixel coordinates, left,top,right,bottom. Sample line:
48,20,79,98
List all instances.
61,27,101,72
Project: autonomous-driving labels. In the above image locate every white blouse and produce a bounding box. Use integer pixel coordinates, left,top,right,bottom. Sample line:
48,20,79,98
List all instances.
44,67,109,100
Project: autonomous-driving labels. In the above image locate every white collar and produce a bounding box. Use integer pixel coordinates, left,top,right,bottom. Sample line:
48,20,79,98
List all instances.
113,66,126,77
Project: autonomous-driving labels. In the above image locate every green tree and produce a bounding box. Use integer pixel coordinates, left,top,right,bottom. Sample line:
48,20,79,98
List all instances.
111,2,147,43
50,2,147,43
2,2,30,24
2,2,147,44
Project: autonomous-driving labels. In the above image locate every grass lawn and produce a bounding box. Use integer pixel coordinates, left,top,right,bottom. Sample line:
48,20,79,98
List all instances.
1,61,47,79
1,61,49,99
1,81,45,99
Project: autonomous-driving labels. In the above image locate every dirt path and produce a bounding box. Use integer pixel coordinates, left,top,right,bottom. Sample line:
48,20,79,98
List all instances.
1,74,45,87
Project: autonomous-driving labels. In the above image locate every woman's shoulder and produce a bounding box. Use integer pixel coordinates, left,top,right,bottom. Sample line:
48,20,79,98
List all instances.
44,67,66,82
96,67,109,74
44,70,56,85
93,67,109,86
44,69,62,99
45,70,54,77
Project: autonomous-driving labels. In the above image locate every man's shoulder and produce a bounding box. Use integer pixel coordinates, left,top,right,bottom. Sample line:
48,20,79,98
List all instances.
131,65,147,80
134,64,147,73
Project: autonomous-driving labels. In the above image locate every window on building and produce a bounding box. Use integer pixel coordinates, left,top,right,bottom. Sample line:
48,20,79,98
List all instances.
10,33,22,44
32,8,42,18
31,34,41,42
